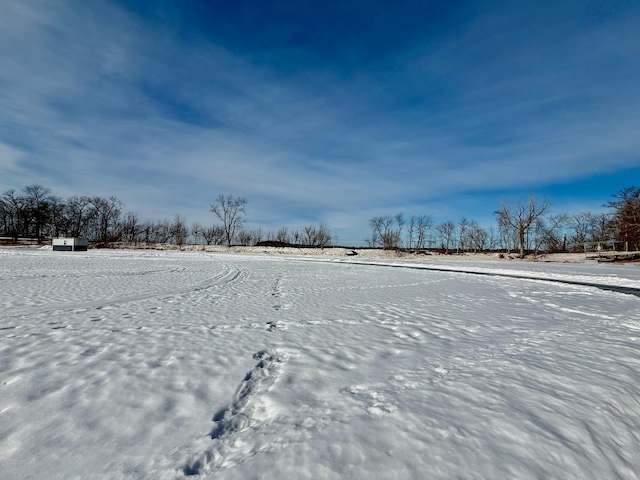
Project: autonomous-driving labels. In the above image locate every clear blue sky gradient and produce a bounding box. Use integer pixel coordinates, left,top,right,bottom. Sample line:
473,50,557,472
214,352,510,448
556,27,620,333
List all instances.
1,0,639,245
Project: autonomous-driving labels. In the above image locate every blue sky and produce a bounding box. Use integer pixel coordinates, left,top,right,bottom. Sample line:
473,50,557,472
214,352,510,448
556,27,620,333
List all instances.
1,0,639,245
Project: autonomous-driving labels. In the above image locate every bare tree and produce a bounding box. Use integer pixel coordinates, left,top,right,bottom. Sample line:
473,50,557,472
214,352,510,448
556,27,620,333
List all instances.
457,217,469,253
532,214,568,255
486,224,498,251
302,223,332,247
191,222,203,246
303,225,316,246
436,221,455,253
591,212,615,243
395,213,405,247
171,214,189,246
569,212,595,248
0,189,25,242
237,230,253,246
202,225,225,245
151,219,173,244
23,184,52,242
607,186,640,251
315,222,332,248
495,196,549,258
89,196,123,245
246,227,264,246
467,221,488,253
407,216,416,249
496,210,515,253
120,212,140,244
137,220,152,244
367,213,404,250
210,194,247,247
414,215,432,250
275,227,289,243
65,196,94,238
47,196,67,238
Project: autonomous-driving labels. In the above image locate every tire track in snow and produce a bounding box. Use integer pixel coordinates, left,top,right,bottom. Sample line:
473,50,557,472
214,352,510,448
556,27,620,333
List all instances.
2,267,244,321
181,350,286,477
303,258,640,298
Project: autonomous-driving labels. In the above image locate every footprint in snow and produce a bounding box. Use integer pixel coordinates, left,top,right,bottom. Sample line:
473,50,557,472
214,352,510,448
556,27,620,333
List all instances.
182,350,286,476
341,385,397,416
266,321,280,332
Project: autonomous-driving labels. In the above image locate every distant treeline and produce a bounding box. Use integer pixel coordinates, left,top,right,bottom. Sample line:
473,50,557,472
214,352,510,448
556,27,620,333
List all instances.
365,188,639,257
0,186,331,248
1,185,638,256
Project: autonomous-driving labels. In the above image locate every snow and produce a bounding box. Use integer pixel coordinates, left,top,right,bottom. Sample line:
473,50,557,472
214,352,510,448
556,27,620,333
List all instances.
1,248,640,479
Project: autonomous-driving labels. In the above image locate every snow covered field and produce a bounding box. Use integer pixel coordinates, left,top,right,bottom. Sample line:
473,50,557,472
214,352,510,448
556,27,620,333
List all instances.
1,248,640,479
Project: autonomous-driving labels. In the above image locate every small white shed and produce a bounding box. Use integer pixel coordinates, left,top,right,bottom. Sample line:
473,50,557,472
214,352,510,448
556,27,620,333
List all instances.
52,237,89,251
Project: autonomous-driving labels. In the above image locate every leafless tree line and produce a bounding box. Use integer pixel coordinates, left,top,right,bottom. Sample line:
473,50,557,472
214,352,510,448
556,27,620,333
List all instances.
366,189,638,258
190,223,331,247
0,187,333,248
366,214,493,254
1,186,125,245
2,185,637,254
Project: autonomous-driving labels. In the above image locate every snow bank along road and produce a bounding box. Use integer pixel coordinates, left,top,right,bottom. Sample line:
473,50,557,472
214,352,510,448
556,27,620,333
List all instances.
1,249,640,479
